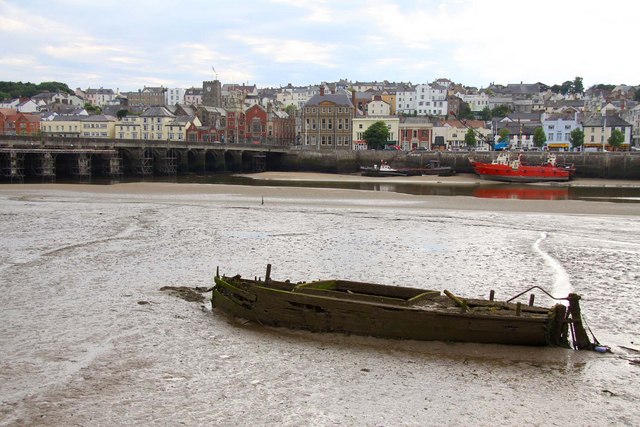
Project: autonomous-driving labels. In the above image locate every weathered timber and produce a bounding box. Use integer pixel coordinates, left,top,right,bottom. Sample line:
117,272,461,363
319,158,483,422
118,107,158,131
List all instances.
211,266,599,349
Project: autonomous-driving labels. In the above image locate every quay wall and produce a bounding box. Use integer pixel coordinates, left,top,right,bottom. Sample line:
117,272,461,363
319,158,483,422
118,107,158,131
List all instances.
280,150,640,180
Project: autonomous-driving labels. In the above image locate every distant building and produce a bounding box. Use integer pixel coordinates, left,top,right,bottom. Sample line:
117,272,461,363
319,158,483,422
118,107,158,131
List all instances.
302,87,354,150
202,80,222,108
353,117,399,149
399,117,434,150
166,88,185,106
581,114,632,151
127,87,167,107
184,87,203,106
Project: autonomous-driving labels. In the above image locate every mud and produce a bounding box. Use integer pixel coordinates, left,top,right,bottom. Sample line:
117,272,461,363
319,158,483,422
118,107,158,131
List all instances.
1,182,639,426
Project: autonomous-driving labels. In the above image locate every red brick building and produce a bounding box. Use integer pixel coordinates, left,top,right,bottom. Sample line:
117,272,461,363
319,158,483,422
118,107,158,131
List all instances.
226,111,246,143
244,105,268,144
268,109,296,146
4,113,41,136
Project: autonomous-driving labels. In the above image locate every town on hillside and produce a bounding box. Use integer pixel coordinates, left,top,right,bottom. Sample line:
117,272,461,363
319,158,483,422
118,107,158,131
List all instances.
0,78,638,152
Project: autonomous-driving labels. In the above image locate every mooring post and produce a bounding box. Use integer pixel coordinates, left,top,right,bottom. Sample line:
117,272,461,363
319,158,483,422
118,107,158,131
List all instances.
529,294,535,307
265,264,272,285
516,302,522,316
566,293,593,350
489,290,495,301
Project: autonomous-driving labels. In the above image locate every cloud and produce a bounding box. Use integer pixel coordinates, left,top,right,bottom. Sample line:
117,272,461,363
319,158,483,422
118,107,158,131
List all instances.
230,35,336,66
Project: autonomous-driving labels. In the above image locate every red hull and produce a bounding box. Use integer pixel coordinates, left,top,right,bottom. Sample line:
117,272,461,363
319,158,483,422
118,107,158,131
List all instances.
471,161,573,183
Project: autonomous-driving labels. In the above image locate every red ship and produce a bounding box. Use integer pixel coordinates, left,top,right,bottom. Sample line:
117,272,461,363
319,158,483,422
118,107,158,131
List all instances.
469,153,575,183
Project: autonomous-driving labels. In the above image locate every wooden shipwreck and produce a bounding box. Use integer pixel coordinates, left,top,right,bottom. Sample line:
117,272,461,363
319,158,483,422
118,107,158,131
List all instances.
211,265,597,349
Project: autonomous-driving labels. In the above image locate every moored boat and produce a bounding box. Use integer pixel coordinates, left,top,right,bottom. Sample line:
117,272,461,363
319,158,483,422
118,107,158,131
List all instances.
211,265,599,349
360,160,454,177
360,162,413,177
469,153,575,183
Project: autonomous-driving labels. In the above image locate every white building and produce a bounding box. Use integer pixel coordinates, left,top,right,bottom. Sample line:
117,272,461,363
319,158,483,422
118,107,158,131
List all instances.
542,112,581,150
276,86,319,109
352,117,400,149
366,99,391,116
455,91,490,112
397,83,448,116
166,88,185,106
396,86,416,115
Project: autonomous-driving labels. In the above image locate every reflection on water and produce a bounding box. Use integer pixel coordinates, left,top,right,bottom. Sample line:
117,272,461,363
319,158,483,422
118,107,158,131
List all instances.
39,173,640,202
473,187,569,200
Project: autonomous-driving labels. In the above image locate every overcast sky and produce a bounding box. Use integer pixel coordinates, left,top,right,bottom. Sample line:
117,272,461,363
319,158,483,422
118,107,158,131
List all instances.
1,0,637,92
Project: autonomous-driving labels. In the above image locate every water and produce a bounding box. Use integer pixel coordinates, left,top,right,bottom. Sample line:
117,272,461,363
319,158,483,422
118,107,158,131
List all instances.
21,172,640,203
1,184,639,426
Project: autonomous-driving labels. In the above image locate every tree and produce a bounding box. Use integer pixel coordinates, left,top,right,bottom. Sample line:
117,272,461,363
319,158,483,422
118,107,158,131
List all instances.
608,129,625,150
533,127,547,148
498,128,510,143
117,109,128,119
634,88,640,102
480,106,492,121
560,81,573,95
285,104,297,116
464,129,477,148
569,128,585,150
491,105,511,118
457,103,474,120
84,102,102,115
573,77,584,94
362,121,390,150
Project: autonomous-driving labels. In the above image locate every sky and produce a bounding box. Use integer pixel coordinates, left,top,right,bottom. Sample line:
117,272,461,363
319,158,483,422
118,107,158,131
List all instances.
1,0,637,92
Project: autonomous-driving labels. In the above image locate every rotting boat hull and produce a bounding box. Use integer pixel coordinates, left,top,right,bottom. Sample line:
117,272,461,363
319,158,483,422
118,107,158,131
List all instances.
211,271,578,347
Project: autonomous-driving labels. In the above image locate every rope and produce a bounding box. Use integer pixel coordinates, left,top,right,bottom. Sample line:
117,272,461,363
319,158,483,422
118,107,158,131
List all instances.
506,285,566,303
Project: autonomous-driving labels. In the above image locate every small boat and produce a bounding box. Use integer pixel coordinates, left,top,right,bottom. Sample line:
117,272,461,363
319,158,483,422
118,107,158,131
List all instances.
211,265,599,349
360,162,412,177
360,160,454,177
469,153,575,183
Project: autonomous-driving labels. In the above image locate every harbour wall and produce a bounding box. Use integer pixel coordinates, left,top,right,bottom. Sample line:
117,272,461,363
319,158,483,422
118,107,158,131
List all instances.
279,150,640,180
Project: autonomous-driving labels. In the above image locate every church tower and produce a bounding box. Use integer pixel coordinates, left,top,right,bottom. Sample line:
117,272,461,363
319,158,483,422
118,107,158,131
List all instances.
202,80,221,107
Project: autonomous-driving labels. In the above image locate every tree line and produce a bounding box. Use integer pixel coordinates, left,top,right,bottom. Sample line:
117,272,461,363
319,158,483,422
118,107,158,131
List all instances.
0,81,73,101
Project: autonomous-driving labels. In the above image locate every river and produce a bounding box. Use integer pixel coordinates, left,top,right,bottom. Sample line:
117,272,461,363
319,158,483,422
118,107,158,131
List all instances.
0,181,639,426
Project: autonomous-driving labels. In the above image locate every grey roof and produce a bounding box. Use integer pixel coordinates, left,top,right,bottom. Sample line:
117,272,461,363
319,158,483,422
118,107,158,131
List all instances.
81,114,116,122
140,106,175,117
582,115,631,127
304,93,353,107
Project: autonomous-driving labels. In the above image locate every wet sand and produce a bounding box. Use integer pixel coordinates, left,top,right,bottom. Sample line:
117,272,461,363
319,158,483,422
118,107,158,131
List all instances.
1,179,639,426
3,171,640,217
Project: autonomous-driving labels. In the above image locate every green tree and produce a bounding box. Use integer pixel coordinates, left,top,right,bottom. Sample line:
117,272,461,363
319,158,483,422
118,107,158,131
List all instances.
480,106,492,121
464,128,477,148
491,105,511,118
363,121,390,150
633,88,640,102
569,128,585,150
84,102,102,115
572,77,584,94
285,104,297,116
608,129,625,150
560,81,573,95
457,103,473,120
533,127,547,147
117,109,128,119
498,128,510,143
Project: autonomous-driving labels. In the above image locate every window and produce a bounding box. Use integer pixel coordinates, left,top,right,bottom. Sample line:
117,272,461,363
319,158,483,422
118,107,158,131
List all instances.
251,118,261,134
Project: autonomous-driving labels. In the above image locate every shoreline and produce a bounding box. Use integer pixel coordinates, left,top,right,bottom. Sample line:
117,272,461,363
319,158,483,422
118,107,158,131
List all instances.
1,173,640,216
241,171,640,188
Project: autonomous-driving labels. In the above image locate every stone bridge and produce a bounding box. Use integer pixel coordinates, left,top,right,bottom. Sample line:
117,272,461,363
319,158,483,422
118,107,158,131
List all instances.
0,135,290,182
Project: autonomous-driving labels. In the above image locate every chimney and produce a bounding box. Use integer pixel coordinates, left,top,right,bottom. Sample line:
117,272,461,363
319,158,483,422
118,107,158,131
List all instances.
320,86,325,96
352,90,356,117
